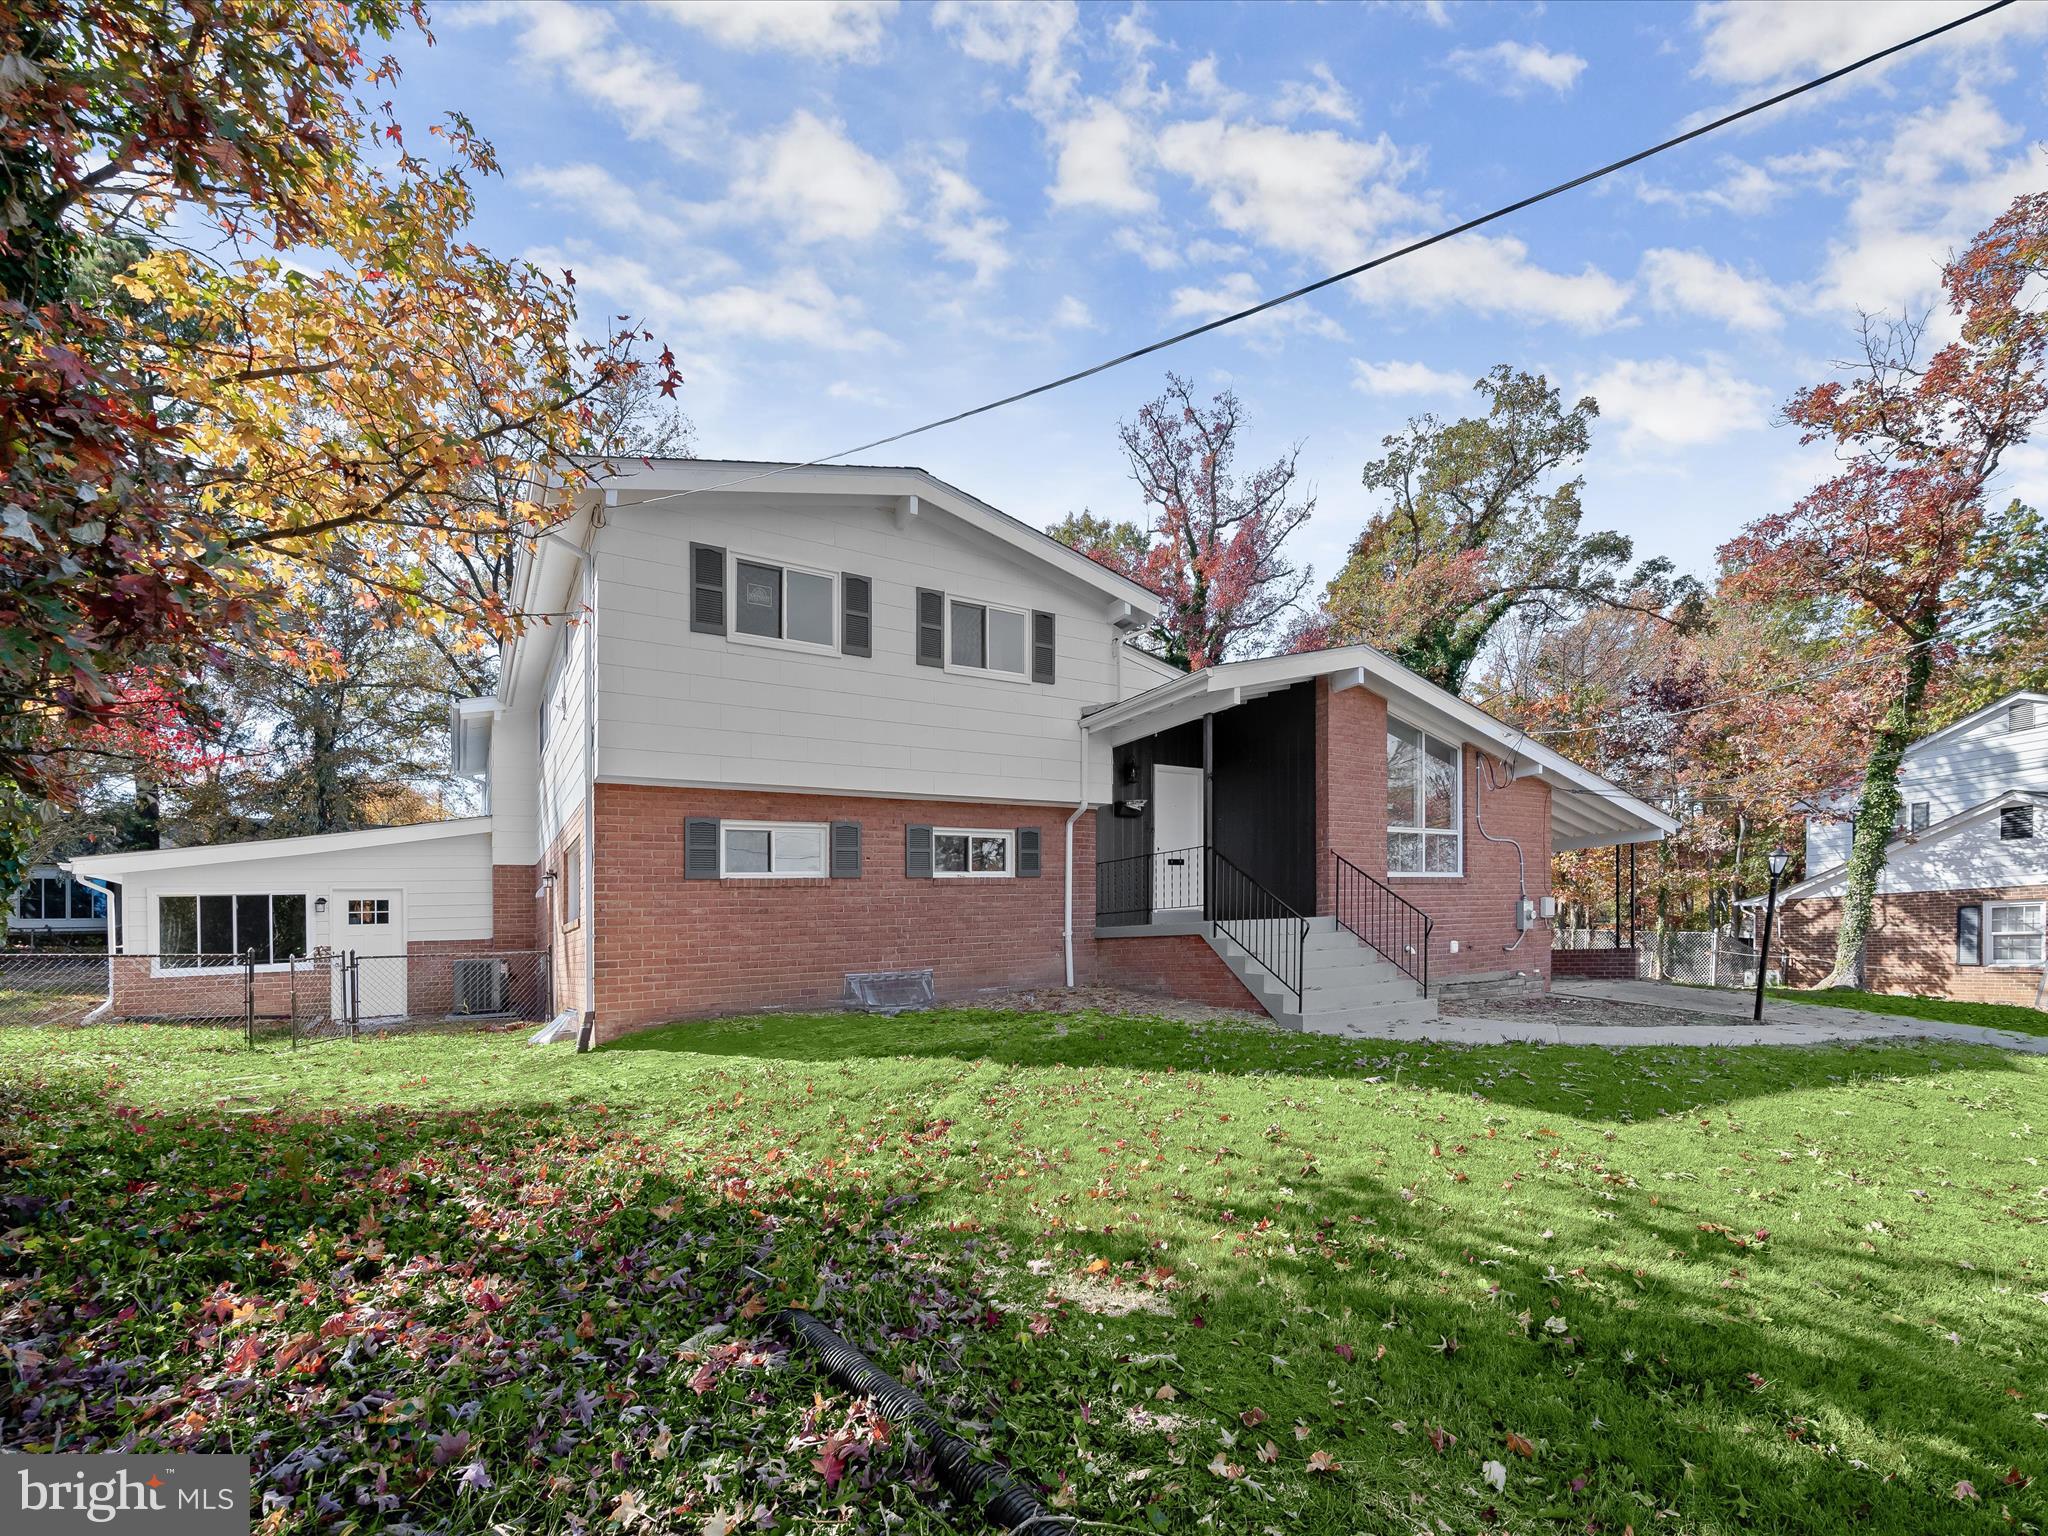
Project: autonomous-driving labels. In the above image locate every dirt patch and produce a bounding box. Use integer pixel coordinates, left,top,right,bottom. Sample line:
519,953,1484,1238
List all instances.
959,982,1265,1025
1438,993,1758,1029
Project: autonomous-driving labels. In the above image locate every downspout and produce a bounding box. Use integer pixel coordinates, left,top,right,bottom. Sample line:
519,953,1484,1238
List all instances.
71,871,117,1023
1065,721,1089,987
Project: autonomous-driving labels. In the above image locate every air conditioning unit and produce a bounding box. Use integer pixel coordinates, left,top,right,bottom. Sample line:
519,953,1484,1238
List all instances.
452,957,510,1016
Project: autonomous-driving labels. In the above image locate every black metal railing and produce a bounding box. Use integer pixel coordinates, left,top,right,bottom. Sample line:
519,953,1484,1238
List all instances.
1333,851,1433,992
1206,847,1307,1012
1094,844,1205,926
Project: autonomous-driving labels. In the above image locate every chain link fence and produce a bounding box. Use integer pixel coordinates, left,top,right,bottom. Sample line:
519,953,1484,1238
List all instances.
0,948,552,1045
1552,929,1789,989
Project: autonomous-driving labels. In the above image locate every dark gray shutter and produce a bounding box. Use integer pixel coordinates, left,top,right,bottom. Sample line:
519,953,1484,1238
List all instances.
842,574,871,658
905,824,934,878
685,817,721,880
1957,903,1982,966
916,589,945,667
690,544,726,635
831,821,862,879
1031,610,1055,684
1016,827,1041,878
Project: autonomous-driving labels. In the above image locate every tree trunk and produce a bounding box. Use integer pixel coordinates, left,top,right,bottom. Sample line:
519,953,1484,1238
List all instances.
1823,639,1936,988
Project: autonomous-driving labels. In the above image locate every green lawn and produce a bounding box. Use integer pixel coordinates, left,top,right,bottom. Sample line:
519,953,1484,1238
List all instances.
1770,986,2048,1038
3,1013,2044,1535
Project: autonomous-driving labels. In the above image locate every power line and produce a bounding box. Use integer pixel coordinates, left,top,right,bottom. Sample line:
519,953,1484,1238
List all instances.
595,0,2014,518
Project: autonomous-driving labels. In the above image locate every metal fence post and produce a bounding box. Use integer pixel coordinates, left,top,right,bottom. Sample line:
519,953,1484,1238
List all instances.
348,949,360,1035
244,946,256,1047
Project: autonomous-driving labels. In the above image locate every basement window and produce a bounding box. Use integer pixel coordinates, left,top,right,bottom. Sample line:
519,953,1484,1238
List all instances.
1387,720,1461,876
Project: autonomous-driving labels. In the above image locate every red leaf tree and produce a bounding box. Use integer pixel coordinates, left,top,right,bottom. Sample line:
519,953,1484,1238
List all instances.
1720,190,2048,987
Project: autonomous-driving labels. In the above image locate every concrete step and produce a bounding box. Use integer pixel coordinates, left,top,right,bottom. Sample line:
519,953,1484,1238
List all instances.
1298,998,1442,1036
1301,978,1429,1011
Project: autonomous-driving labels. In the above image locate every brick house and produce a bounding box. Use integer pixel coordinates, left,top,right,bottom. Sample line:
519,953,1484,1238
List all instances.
67,460,1672,1042
1771,692,2048,1004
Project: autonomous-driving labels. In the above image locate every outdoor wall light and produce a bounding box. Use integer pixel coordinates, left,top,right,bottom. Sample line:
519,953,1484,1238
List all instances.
314,897,327,914
535,867,558,900
1767,847,1790,879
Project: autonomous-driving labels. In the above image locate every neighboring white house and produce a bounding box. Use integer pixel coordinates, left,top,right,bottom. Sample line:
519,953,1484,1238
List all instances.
1776,692,2047,1003
67,459,1670,1041
7,864,108,941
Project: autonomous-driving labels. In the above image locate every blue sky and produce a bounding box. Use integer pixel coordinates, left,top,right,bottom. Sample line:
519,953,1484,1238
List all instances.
396,1,2048,593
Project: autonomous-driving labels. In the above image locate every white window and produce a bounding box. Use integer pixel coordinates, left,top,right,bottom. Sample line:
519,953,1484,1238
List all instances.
732,555,835,651
933,828,1013,878
346,898,391,926
1907,800,1931,833
561,837,582,925
948,598,1028,678
1987,901,2045,967
158,893,308,969
1386,720,1461,876
721,821,827,878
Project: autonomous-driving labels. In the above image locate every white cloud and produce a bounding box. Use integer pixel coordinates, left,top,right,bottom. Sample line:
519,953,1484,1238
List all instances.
931,0,1077,108
1691,0,2048,89
738,111,904,242
1350,359,1470,397
1168,271,1347,345
1447,40,1588,96
694,270,897,351
827,378,891,405
921,163,1012,286
1582,357,1773,452
1274,63,1360,125
655,0,897,60
1052,294,1098,329
501,4,710,160
1048,101,1155,212
1632,148,1853,218
1639,248,1783,332
1376,236,1633,330
1185,55,1252,115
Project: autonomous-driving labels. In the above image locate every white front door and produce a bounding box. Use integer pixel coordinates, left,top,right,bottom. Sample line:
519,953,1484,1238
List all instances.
1152,765,1204,913
331,891,406,1022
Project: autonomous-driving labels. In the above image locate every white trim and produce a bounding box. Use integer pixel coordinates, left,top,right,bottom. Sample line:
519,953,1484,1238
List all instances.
727,551,840,657
1386,717,1464,878
719,819,830,879
943,594,1032,683
932,827,1015,879
67,817,490,878
1903,689,2048,756
150,889,313,977
1772,788,2048,902
1986,899,2045,968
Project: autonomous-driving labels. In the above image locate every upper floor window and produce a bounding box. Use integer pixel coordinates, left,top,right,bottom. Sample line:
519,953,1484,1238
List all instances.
721,820,827,878
2002,804,2036,841
934,828,1013,878
1904,800,1931,833
1387,720,1461,876
734,557,835,651
948,598,1028,678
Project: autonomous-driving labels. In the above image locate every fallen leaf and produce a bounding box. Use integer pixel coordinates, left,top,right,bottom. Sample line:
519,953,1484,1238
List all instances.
1305,1450,1340,1474
1483,1460,1507,1493
1240,1407,1267,1427
1256,1440,1278,1464
1506,1431,1536,1458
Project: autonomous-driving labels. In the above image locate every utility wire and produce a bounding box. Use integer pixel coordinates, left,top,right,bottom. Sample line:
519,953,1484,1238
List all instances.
593,0,2015,517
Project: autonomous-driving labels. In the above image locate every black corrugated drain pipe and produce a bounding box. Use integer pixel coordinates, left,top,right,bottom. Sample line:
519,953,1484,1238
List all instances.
772,1306,1072,1533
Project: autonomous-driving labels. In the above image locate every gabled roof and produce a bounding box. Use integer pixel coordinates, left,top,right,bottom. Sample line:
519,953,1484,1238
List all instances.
1769,787,2046,902
1906,690,2048,756
66,817,492,878
1082,643,1679,853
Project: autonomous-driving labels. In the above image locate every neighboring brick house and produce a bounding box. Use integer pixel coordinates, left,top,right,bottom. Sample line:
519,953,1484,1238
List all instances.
1771,692,2048,1004
67,460,1672,1042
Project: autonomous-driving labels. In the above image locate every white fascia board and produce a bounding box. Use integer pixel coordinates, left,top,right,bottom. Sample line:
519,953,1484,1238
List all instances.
65,817,493,878
501,498,596,708
1907,690,2048,755
590,459,1163,615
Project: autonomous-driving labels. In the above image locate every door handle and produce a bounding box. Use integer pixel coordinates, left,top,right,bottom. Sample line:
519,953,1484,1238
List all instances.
1165,857,1185,866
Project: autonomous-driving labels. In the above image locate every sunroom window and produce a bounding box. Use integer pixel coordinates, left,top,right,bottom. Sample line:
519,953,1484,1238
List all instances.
721,821,827,878
948,599,1028,676
158,893,308,968
1988,901,2045,966
1387,721,1461,876
734,558,835,649
933,829,1013,878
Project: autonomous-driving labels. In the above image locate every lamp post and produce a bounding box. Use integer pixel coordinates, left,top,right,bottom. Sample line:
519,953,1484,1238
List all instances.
1753,846,1790,1022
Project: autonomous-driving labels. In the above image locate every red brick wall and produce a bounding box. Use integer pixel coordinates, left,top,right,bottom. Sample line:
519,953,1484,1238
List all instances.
1316,683,1553,987
492,863,539,949
539,810,587,1014
1778,886,2048,1005
591,784,1091,1040
1088,933,1261,1010
1552,947,1638,981
108,953,320,1022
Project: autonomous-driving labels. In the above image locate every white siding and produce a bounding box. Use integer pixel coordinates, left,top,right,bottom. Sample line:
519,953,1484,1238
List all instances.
1120,645,1182,698
1795,807,2048,898
112,829,493,955
489,703,539,866
535,612,590,851
592,494,1122,804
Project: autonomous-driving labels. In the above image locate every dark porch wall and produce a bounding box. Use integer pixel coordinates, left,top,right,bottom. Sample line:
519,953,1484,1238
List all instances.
1212,682,1317,913
1316,680,1554,986
1098,719,1204,874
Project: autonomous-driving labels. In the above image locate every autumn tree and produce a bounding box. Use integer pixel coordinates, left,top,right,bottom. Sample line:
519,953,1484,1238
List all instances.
1721,191,2048,987
1305,367,1696,693
0,0,672,877
1050,374,1313,669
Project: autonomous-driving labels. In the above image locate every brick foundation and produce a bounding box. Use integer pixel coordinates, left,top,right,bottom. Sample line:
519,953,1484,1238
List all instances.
107,953,320,1022
590,784,1091,1041
1087,933,1262,1010
1551,947,1639,981
1316,683,1554,989
493,863,539,949
1778,887,2048,1005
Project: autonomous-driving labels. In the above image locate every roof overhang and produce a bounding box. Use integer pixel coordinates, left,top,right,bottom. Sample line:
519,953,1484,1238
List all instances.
65,817,493,880
449,697,497,779
1081,644,1678,854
